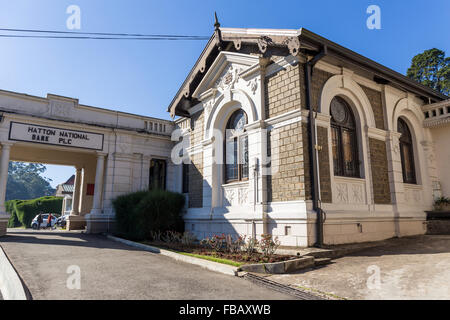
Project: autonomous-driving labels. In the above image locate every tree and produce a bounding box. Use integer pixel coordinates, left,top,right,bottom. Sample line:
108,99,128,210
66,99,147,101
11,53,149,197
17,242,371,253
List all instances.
6,162,55,201
407,48,450,96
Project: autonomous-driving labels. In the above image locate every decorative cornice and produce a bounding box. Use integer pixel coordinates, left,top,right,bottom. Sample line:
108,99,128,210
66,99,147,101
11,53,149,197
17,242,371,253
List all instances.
423,116,450,128
367,127,388,140
265,109,302,128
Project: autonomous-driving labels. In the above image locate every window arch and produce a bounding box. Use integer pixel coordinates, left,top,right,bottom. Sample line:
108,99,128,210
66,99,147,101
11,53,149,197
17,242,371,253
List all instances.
224,109,249,183
330,96,360,178
397,118,416,184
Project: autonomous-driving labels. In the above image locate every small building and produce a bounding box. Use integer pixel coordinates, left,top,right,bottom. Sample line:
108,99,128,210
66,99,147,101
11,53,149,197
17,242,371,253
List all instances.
0,23,448,247
54,175,75,215
168,25,450,246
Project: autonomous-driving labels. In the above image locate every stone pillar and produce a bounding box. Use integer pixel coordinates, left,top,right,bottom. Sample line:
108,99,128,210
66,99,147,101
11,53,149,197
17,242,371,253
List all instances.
85,153,108,234
0,143,12,236
386,130,405,237
70,167,82,216
91,154,105,215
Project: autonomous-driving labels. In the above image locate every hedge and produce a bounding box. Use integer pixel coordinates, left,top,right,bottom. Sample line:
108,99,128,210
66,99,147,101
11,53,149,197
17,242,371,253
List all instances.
6,196,63,228
113,189,185,241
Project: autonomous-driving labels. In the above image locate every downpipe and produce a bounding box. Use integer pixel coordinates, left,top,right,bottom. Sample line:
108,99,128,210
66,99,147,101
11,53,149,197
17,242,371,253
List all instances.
304,46,327,248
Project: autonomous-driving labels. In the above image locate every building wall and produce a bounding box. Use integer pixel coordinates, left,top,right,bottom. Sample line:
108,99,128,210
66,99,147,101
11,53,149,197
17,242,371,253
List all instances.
431,126,450,197
369,138,391,204
0,90,176,234
178,51,440,247
268,121,304,202
188,111,204,208
265,63,301,118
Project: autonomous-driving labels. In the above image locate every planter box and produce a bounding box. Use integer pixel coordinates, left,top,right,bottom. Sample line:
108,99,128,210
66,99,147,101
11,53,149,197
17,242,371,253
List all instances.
238,256,315,274
433,203,450,212
426,211,450,220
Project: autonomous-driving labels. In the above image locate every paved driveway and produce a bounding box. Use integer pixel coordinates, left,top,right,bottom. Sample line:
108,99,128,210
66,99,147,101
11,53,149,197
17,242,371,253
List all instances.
0,229,294,300
267,235,450,300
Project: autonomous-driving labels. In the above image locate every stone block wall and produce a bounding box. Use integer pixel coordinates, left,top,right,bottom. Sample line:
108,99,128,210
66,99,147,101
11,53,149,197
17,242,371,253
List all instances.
369,138,391,204
188,111,204,208
301,125,332,203
268,121,305,202
317,126,332,203
264,64,301,119
361,85,385,130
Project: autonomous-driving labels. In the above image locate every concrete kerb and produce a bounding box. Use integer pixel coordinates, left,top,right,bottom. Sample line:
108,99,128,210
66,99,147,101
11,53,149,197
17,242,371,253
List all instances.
105,234,321,276
105,234,239,277
238,256,315,274
0,246,27,300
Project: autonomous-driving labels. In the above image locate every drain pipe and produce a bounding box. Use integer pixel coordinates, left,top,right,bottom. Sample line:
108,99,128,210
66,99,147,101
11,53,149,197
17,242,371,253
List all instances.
304,46,327,248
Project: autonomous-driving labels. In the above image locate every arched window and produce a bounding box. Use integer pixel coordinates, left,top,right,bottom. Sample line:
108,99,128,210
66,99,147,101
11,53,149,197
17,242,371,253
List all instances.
398,118,416,184
330,97,360,178
224,109,249,183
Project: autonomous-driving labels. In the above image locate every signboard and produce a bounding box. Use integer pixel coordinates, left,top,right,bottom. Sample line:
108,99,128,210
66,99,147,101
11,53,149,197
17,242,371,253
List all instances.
9,121,104,151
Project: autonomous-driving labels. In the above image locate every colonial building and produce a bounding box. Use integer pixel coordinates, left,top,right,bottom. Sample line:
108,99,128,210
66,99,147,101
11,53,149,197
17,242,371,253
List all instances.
54,174,75,215
0,24,448,247
169,25,449,246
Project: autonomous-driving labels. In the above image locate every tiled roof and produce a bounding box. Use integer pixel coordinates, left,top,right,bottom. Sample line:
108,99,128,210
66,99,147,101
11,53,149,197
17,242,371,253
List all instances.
61,184,74,193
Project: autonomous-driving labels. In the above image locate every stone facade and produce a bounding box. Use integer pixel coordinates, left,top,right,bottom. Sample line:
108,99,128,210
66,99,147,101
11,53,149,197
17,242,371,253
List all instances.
188,111,204,208
361,85,385,130
265,63,301,119
317,126,332,203
168,28,447,247
369,138,391,204
268,121,304,202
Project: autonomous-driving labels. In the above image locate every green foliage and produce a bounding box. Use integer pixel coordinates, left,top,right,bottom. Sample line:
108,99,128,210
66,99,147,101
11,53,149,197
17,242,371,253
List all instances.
7,162,55,201
113,190,185,241
407,48,450,96
434,197,450,205
6,196,63,228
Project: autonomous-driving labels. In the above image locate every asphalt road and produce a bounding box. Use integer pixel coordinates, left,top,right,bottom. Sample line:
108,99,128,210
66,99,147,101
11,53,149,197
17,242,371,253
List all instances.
0,229,294,300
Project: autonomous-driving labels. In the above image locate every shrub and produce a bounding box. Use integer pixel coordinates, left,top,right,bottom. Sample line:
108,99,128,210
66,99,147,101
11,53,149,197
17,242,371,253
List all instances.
113,189,185,241
6,196,63,228
112,191,148,239
259,234,281,258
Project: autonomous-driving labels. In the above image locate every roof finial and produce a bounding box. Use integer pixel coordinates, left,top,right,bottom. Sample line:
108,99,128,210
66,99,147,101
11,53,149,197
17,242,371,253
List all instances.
214,12,220,30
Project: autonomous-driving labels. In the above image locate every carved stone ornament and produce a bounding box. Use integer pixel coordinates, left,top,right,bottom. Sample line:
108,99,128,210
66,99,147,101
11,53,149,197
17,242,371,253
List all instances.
238,188,248,205
257,36,271,53
50,100,73,118
215,65,242,92
336,183,348,203
225,188,235,206
233,38,242,51
285,37,301,56
246,78,258,95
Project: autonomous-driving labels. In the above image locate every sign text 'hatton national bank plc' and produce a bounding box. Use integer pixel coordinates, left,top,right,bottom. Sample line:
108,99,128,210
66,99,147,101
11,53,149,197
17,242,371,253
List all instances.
8,122,104,151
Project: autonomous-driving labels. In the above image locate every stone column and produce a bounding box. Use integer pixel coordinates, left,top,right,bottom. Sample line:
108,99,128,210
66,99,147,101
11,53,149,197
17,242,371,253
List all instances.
90,153,105,215
0,143,12,236
70,167,82,216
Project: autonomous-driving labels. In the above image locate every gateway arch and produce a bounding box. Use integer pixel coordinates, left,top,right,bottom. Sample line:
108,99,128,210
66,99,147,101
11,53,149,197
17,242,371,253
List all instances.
0,90,177,236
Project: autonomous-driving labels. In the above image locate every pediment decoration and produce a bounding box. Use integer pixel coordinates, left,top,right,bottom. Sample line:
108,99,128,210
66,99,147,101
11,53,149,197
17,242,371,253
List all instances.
192,52,260,101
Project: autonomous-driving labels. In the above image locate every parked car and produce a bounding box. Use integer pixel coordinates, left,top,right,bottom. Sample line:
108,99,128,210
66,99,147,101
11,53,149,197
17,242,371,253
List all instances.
31,214,59,229
56,214,70,227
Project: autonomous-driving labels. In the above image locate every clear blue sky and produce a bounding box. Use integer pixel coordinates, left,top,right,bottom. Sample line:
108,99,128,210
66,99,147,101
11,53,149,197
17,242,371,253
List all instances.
1,0,449,187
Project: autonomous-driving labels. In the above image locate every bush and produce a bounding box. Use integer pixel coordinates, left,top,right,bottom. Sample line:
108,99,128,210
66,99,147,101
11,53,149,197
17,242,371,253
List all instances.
6,196,63,228
113,189,185,241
